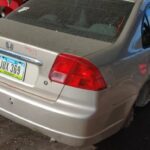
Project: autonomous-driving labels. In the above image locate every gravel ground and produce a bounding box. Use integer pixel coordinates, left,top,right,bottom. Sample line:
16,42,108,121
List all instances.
1,104,150,150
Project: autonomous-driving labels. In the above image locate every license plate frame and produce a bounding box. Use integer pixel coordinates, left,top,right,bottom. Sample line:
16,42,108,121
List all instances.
0,54,27,81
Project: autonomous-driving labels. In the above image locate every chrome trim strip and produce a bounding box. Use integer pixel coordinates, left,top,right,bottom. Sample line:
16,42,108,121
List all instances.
0,49,42,66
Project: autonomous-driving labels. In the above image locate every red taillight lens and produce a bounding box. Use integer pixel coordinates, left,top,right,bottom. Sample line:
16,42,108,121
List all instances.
49,53,107,91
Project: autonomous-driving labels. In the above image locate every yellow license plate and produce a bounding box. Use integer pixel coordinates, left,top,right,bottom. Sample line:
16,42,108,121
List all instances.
0,54,26,81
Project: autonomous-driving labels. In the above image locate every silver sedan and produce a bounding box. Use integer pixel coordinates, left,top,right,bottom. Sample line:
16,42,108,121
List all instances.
0,0,149,147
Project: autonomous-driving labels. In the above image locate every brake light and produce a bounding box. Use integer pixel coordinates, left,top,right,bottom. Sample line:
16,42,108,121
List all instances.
49,53,107,91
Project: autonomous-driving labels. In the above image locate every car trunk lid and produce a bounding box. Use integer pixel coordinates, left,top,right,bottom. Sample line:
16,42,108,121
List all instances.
0,19,111,101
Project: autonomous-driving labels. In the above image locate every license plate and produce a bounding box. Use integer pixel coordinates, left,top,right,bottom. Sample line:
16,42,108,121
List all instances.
0,55,26,81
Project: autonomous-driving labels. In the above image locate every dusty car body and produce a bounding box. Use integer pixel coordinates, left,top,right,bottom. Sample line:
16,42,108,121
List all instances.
0,0,149,146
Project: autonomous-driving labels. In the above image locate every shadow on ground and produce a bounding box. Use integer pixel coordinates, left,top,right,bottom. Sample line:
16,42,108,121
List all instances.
95,103,150,150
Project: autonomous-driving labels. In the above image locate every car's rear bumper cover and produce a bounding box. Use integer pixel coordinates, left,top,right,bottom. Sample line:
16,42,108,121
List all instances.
0,81,125,146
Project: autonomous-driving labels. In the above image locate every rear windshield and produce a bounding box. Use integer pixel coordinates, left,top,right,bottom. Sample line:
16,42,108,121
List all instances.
8,0,134,42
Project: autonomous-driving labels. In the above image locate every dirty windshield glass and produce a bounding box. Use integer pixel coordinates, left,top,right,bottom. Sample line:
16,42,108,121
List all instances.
8,0,134,42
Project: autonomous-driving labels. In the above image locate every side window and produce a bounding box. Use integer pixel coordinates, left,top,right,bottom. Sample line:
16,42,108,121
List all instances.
142,5,150,49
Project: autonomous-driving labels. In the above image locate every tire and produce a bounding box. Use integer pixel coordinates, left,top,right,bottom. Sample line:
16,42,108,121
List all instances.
124,108,134,128
136,82,150,107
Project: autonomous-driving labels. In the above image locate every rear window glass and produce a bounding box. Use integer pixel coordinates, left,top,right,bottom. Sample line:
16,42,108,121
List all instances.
8,0,134,42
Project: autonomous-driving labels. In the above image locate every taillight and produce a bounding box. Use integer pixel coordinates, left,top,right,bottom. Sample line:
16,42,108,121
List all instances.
49,53,107,91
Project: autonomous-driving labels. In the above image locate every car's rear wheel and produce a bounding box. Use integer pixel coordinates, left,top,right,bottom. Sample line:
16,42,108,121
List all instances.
136,81,150,107
124,107,134,128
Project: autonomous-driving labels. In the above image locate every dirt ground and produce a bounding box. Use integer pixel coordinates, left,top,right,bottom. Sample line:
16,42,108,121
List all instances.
0,104,150,150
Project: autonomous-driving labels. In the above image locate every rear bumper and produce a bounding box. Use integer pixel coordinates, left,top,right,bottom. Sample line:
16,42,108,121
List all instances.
0,82,125,146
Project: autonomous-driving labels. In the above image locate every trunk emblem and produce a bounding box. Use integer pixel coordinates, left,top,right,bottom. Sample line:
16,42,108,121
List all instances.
6,41,14,51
